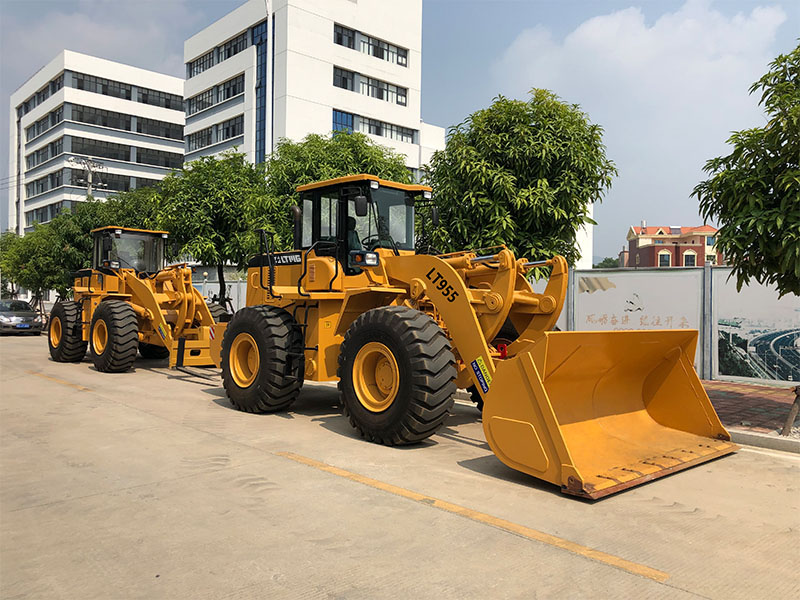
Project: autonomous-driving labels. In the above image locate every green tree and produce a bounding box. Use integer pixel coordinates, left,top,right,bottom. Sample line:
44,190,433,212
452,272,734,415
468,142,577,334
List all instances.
8,225,65,313
0,231,23,298
593,256,619,268
158,152,269,304
426,89,616,265
263,131,412,246
694,42,800,297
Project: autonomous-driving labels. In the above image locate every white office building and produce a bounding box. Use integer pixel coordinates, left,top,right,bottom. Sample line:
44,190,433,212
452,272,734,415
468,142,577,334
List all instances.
183,0,444,175
7,50,184,234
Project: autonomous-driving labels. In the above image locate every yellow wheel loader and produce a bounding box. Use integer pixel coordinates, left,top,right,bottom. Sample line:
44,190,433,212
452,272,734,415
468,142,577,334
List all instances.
48,226,228,373
211,175,736,499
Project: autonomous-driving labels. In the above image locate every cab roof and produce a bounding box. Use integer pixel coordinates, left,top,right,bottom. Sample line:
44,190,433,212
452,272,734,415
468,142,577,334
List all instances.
296,174,432,193
91,226,169,235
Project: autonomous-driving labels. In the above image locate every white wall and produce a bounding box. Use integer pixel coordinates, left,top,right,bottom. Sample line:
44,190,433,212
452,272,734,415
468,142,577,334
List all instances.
8,50,184,234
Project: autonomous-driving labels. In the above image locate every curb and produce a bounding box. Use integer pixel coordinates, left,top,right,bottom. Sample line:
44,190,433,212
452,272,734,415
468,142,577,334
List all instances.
728,429,800,454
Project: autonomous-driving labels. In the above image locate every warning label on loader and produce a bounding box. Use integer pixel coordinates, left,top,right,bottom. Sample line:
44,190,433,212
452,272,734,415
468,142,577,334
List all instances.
470,356,493,394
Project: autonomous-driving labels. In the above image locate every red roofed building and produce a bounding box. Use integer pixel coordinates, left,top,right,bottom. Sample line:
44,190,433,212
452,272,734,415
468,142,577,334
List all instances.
619,221,723,268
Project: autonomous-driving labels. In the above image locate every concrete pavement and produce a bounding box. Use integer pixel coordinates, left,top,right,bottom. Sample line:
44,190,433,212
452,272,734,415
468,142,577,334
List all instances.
1,335,798,599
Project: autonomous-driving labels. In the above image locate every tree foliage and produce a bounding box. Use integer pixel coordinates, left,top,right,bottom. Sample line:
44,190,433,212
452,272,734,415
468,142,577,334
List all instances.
694,41,800,297
1,134,412,304
426,89,616,264
593,256,619,268
157,152,268,303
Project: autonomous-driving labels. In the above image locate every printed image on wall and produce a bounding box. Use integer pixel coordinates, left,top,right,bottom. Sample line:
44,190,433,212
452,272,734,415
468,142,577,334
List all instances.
713,270,800,382
574,269,705,369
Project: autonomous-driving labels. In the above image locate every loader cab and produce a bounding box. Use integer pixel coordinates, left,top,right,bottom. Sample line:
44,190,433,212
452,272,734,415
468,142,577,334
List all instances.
91,226,168,274
294,175,432,275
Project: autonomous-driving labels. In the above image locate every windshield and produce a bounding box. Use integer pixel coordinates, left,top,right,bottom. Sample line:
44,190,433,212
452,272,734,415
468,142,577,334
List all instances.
364,187,415,251
0,300,33,312
99,232,165,272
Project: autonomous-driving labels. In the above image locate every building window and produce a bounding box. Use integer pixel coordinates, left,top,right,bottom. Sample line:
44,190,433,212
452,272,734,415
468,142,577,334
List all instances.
359,33,408,67
187,51,214,78
72,104,132,131
358,117,416,143
706,254,716,265
683,252,696,267
706,236,715,245
25,169,67,199
136,147,183,169
252,20,268,164
186,89,215,116
72,72,132,100
332,109,354,133
137,88,182,111
72,136,131,162
137,117,183,140
25,137,63,170
218,74,245,101
334,24,355,49
359,75,407,105
220,32,248,61
219,115,243,141
135,177,161,189
186,128,213,152
25,106,64,142
333,67,355,91
658,251,671,267
25,200,77,227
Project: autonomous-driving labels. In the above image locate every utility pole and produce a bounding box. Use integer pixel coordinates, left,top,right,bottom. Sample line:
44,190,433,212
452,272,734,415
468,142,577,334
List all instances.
68,156,107,197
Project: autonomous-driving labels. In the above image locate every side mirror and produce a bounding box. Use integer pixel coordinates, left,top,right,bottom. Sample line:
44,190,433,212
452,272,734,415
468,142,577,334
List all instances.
290,205,302,250
354,195,368,217
431,206,440,228
102,235,112,258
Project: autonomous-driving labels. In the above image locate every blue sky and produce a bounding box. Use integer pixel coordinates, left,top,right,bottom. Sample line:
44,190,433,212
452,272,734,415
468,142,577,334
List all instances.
1,0,797,259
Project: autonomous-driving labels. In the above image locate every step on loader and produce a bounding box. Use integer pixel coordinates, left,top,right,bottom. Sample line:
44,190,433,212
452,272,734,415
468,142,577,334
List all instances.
48,227,228,373
210,175,736,499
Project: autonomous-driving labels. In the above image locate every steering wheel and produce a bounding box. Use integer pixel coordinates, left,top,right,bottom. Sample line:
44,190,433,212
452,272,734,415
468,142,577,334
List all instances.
361,235,383,251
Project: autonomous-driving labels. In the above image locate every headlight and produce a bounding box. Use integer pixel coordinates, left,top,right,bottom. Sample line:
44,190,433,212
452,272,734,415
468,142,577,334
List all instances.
33,315,43,323
363,252,379,266
0,315,10,323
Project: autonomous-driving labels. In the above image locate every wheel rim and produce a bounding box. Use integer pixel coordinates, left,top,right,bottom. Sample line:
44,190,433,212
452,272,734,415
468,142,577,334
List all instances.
230,333,260,388
93,319,108,354
50,316,62,348
353,342,400,412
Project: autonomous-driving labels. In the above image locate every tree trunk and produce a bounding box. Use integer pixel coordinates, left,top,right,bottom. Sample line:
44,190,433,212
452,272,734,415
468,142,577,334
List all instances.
217,262,226,306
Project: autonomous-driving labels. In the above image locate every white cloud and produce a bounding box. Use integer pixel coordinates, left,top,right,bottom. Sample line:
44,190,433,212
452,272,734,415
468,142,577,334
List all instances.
492,0,787,257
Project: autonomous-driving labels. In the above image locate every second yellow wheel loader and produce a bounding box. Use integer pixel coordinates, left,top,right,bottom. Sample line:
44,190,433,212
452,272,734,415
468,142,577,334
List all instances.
211,175,736,499
48,227,228,373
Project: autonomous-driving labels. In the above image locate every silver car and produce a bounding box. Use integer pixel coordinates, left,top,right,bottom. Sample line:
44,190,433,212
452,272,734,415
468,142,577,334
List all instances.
0,300,44,335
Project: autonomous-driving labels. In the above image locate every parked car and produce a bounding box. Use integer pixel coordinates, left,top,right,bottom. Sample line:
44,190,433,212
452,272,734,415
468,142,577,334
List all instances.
0,300,44,335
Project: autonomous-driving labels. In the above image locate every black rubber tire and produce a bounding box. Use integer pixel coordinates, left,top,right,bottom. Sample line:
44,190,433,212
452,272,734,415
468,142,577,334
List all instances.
48,301,87,362
139,342,170,360
89,300,139,373
338,306,457,445
208,302,229,323
221,306,304,413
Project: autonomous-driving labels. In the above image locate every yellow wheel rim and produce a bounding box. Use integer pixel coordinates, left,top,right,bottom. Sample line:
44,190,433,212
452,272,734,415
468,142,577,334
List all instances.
353,342,400,412
230,333,260,388
50,316,62,348
93,319,108,354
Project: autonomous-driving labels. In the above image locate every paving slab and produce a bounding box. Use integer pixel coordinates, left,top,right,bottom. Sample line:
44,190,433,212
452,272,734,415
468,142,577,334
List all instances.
1,336,799,599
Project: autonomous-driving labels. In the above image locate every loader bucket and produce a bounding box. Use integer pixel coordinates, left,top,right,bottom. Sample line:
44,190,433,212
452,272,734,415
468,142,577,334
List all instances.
482,330,736,499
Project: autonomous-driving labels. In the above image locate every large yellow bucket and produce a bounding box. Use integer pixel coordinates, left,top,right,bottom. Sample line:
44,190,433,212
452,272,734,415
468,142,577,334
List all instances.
483,330,736,499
